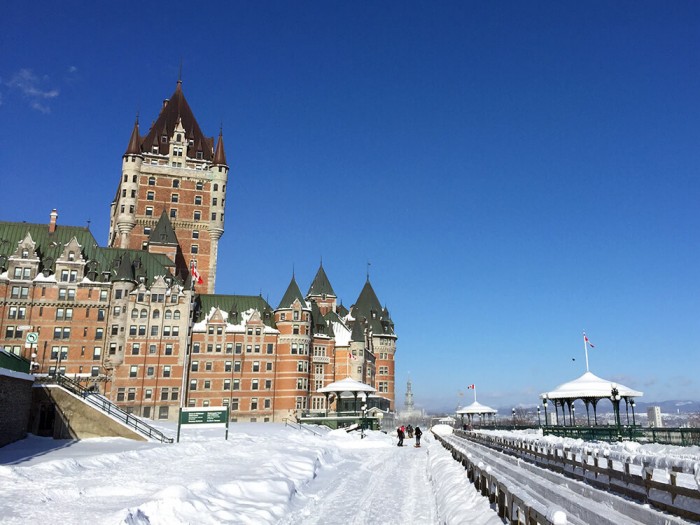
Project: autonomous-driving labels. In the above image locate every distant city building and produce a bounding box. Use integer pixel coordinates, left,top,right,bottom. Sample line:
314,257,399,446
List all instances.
0,81,398,422
399,378,423,420
647,406,663,428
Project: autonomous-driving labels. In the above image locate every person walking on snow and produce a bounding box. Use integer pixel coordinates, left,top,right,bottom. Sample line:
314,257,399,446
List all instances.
397,426,405,446
414,426,423,447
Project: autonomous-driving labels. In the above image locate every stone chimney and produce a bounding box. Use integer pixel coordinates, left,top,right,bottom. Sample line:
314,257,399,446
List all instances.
49,209,58,233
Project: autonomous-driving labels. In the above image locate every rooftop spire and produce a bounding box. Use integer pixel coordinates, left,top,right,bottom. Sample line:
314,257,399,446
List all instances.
124,116,141,156
213,127,227,165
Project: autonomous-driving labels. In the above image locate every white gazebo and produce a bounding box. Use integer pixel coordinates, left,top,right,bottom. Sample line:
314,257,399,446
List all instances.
541,371,643,426
318,377,376,413
456,401,498,427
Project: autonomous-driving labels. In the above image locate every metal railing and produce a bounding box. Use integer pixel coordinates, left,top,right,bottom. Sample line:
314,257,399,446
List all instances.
52,375,173,443
282,418,323,436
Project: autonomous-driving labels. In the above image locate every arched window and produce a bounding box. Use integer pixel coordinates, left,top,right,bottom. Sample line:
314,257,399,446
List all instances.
140,308,147,319
153,309,160,319
164,310,172,320
131,309,138,319
173,310,181,320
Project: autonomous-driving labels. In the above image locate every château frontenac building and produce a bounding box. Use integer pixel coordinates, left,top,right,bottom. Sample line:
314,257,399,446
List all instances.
0,81,397,422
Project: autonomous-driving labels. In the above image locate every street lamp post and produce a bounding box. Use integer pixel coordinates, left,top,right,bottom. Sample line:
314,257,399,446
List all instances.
611,385,622,433
360,404,367,439
571,405,576,426
537,405,541,426
542,397,548,426
630,399,636,427
511,408,515,427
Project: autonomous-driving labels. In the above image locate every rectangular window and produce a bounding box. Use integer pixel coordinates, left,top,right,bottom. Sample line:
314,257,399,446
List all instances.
163,366,171,378
93,347,101,360
223,379,231,391
127,388,136,401
234,361,241,372
267,344,274,354
235,343,242,354
252,361,260,372
233,379,240,390
129,366,138,378
252,379,259,390
250,398,258,410
191,360,199,372
91,366,99,377
95,328,104,340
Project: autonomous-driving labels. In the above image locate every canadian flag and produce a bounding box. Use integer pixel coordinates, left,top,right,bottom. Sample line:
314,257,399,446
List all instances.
583,332,595,348
349,352,357,361
191,261,203,285
467,384,475,390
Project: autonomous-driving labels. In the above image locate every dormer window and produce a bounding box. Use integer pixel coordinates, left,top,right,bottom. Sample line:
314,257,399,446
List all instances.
196,151,203,159
21,249,29,259
152,145,159,154
68,251,75,261
176,133,182,142
161,135,167,144
173,146,183,157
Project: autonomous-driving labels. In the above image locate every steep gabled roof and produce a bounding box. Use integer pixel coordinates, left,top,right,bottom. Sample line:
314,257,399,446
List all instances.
351,319,366,343
350,279,395,336
194,294,275,327
307,263,336,298
149,211,179,245
140,81,214,160
0,220,176,286
277,274,306,309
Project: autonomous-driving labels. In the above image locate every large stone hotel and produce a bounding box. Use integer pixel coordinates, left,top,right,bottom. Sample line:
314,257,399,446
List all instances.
0,81,397,422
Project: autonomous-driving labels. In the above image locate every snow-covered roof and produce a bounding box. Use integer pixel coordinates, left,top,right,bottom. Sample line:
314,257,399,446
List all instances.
542,371,643,400
318,377,376,394
456,401,497,415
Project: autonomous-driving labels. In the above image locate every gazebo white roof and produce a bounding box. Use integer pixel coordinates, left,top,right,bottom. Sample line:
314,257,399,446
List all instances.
317,377,376,394
456,401,497,415
542,371,643,400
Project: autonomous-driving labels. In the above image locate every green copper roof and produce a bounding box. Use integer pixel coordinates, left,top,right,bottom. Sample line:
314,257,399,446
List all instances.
0,220,176,286
277,275,306,309
307,264,336,298
350,280,395,336
195,294,275,327
149,211,179,245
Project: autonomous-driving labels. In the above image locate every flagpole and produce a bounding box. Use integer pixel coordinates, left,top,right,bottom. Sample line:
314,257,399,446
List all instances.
583,333,589,372
473,385,477,403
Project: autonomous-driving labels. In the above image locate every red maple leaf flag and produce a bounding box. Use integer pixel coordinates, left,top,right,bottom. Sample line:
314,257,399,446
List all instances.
583,332,595,348
191,261,203,285
467,384,475,390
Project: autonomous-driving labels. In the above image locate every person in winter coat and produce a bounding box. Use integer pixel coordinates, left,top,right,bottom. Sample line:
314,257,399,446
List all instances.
397,426,405,446
414,426,423,447
406,424,414,438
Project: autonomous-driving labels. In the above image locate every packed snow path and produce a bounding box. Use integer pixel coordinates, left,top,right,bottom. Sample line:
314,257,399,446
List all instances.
279,438,436,525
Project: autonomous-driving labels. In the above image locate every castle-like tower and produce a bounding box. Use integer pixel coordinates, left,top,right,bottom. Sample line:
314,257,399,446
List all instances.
108,80,228,293
0,81,398,424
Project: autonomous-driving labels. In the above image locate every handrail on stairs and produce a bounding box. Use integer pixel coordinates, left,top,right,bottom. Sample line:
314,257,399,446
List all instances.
52,374,174,443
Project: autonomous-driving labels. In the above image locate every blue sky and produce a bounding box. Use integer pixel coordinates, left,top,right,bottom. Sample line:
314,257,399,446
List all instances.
2,2,699,412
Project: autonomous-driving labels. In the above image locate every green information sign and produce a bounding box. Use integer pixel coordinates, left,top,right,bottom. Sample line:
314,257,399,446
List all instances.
177,406,230,442
180,409,227,424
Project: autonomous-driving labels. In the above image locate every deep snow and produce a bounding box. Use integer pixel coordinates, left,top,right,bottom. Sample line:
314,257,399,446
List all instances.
0,423,500,525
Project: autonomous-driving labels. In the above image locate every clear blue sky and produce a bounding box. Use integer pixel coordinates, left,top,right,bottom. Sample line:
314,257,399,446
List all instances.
2,2,699,412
